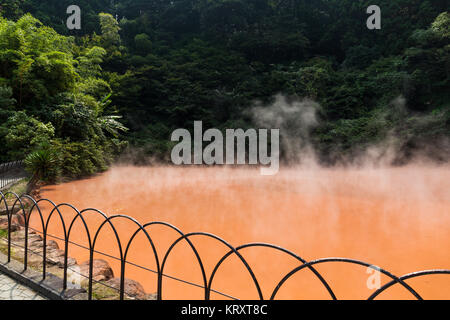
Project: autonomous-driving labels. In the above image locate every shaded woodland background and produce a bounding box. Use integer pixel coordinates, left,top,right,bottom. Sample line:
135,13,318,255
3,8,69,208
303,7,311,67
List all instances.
0,0,448,179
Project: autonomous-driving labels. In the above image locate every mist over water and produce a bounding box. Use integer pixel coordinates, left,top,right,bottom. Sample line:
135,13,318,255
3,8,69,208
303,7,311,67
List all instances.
31,95,450,299
251,95,320,166
35,164,450,299
32,96,450,300
251,94,450,167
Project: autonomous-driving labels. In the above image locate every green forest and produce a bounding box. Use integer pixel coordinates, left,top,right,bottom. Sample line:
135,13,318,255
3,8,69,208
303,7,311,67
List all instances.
0,0,448,180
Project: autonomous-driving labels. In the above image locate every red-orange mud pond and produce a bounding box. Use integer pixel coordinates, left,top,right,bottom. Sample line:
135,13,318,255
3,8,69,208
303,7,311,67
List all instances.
34,165,450,300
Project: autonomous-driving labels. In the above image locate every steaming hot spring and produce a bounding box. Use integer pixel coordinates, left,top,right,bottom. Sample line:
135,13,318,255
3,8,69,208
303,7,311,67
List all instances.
34,165,450,299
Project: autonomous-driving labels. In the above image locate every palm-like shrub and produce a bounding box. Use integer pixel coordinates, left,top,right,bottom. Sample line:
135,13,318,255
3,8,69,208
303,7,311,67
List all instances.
96,93,128,137
25,149,60,184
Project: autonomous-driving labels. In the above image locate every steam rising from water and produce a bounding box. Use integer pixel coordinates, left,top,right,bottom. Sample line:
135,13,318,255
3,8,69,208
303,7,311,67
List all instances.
33,94,449,299
36,164,450,299
251,94,320,166
250,94,449,168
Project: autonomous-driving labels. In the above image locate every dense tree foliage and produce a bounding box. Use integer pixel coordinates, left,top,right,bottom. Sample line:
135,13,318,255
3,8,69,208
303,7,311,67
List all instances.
0,1,448,172
0,13,127,177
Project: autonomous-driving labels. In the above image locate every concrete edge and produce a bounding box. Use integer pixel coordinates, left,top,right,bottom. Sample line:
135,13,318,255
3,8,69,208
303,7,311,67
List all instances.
0,251,88,300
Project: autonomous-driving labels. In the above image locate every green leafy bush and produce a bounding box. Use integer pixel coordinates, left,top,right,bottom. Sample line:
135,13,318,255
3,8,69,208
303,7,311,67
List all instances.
25,148,60,183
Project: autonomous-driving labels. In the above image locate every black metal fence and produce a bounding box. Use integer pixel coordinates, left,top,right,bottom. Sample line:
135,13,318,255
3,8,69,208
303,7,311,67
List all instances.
0,161,26,190
0,190,449,300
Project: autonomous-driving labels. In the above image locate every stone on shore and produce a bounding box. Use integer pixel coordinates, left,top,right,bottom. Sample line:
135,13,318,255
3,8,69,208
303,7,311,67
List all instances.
79,259,114,282
105,278,147,300
0,214,23,231
0,206,21,216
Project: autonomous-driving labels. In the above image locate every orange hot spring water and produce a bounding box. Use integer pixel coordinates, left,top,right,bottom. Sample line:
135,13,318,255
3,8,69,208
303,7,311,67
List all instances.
33,165,450,299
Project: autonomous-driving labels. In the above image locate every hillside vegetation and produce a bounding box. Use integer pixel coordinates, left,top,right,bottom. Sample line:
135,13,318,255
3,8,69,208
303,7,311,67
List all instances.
0,1,448,177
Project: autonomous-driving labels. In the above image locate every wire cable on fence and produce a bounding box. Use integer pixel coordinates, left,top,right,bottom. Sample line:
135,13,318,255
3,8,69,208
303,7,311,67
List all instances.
3,224,239,300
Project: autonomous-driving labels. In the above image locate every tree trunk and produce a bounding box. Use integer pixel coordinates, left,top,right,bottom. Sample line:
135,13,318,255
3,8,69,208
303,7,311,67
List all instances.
26,174,38,196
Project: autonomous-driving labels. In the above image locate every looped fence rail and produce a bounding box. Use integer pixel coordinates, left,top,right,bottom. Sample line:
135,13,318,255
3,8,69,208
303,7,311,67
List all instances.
0,189,449,300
